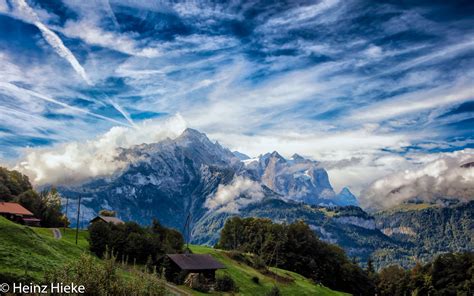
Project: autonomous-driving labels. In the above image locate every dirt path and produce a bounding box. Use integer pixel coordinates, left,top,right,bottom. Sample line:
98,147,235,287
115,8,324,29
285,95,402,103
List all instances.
52,228,62,239
163,281,192,296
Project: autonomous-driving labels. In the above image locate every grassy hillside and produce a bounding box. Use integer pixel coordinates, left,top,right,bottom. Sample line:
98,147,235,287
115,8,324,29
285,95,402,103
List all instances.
0,217,347,295
0,216,89,281
189,245,349,296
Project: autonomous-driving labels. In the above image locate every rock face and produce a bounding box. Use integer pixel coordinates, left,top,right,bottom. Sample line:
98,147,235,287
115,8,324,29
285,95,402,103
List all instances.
59,128,358,227
54,128,472,268
242,152,356,206
59,128,242,229
334,187,359,206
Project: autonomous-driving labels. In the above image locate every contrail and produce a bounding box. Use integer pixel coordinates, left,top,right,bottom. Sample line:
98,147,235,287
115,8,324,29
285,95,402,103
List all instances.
11,0,137,126
109,100,136,127
0,82,132,127
12,0,92,85
103,0,120,28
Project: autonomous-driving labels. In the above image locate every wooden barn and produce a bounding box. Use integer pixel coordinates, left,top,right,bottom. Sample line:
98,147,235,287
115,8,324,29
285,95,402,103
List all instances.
166,253,226,285
0,202,41,226
89,215,124,225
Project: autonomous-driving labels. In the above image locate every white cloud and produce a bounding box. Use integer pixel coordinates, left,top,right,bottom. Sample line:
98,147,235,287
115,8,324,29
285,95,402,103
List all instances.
262,0,342,29
0,0,8,12
360,149,474,210
205,176,265,214
11,0,92,84
0,82,128,127
14,114,187,185
61,19,162,58
349,82,474,122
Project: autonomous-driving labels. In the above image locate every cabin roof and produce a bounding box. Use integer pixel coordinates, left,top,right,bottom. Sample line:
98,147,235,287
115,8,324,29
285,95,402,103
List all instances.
167,254,226,271
0,202,34,216
90,215,124,225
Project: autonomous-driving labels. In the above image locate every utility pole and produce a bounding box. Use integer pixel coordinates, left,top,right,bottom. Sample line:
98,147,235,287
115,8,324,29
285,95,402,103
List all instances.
64,195,69,233
75,195,81,245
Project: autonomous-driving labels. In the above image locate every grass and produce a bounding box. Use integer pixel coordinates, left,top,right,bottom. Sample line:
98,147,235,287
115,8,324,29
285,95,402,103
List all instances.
33,227,90,249
0,218,348,295
188,245,349,296
0,216,89,281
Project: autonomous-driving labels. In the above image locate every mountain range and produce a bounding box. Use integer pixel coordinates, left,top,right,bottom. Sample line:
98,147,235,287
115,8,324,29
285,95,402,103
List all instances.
56,128,472,268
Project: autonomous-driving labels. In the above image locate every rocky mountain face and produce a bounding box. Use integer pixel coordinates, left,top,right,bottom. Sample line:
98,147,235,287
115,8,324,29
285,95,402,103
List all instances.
243,152,337,205
59,128,357,225
373,201,474,266
59,129,241,229
241,152,358,206
56,128,472,268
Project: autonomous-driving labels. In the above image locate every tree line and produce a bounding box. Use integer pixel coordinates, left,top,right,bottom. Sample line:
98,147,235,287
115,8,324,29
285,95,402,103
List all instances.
216,216,375,295
88,219,184,267
216,216,474,295
0,167,68,227
373,252,474,295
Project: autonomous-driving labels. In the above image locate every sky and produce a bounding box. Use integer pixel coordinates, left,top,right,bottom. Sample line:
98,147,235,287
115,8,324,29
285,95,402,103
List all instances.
0,0,473,199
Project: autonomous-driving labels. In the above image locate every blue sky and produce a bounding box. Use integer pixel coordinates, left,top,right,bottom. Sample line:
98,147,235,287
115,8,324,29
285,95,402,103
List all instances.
0,0,473,194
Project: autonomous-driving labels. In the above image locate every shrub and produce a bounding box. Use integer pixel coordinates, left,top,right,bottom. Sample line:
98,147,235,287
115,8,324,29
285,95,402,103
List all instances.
227,250,245,261
266,286,281,296
227,250,253,266
252,255,267,270
251,276,260,284
0,272,37,285
215,274,238,292
46,253,166,296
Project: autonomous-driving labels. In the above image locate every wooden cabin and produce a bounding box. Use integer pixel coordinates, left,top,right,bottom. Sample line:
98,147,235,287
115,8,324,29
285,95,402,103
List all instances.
166,253,226,285
89,215,124,225
0,202,41,226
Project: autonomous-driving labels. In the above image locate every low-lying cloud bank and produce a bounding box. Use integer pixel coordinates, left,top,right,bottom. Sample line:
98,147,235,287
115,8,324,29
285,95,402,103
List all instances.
360,149,474,210
205,176,265,214
15,114,187,185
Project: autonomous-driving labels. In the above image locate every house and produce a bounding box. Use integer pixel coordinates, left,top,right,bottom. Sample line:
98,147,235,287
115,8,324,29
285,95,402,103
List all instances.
165,253,226,285
89,215,124,225
0,202,41,226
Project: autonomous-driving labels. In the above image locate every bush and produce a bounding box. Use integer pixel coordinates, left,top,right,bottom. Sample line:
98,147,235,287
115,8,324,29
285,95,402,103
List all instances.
227,250,253,266
215,274,238,292
0,272,37,285
251,276,260,284
46,253,166,296
266,286,281,296
252,255,267,271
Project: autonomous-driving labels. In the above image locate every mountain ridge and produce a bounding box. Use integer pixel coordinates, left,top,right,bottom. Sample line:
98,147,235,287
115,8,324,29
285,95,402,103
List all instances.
51,128,471,268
